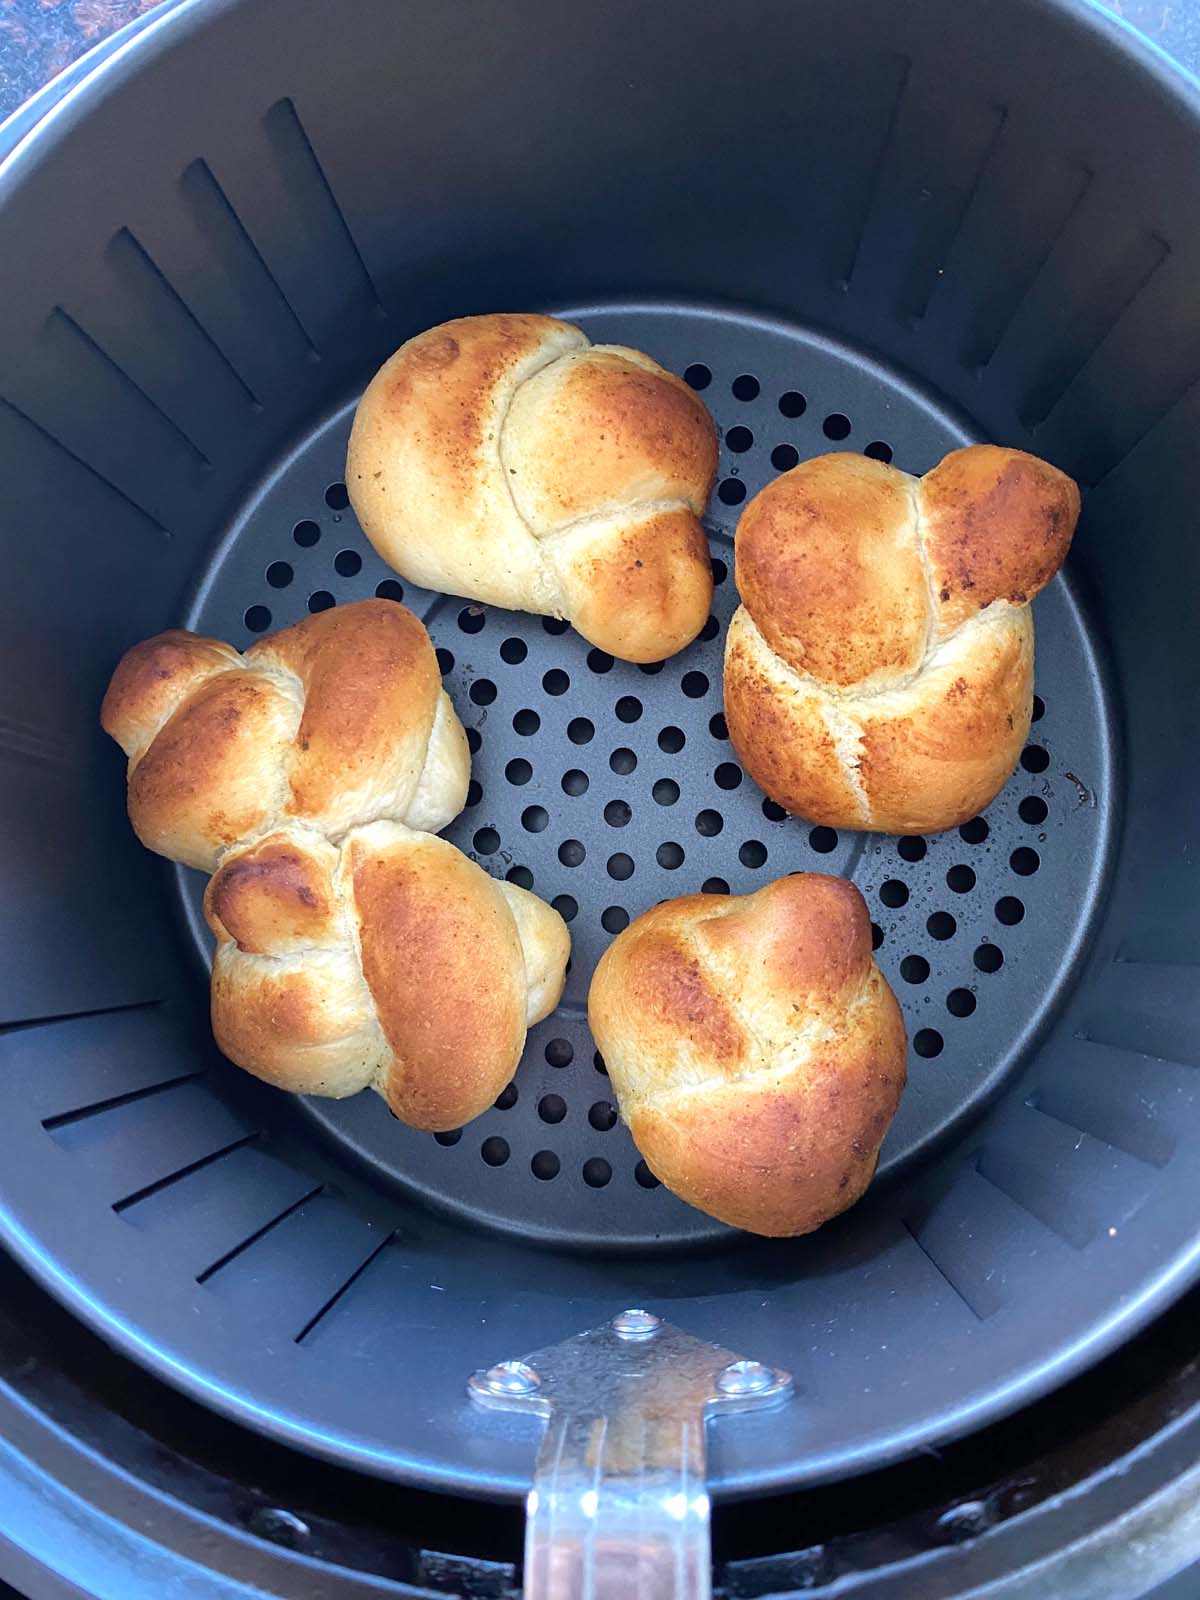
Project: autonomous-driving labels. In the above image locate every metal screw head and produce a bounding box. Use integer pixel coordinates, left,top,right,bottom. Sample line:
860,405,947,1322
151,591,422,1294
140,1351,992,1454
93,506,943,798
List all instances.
245,1507,310,1549
612,1308,660,1337
935,1499,995,1544
481,1360,541,1397
717,1359,774,1396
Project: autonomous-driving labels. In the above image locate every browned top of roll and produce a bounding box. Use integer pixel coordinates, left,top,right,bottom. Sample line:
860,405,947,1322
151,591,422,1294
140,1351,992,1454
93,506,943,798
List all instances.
204,822,570,1131
588,874,907,1236
102,599,464,870
205,831,342,956
248,599,441,819
346,827,527,1129
346,313,718,662
735,445,1079,691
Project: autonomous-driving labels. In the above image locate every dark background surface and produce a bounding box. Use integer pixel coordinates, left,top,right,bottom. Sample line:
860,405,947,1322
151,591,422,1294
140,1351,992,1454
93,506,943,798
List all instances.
0,0,1198,125
0,0,161,115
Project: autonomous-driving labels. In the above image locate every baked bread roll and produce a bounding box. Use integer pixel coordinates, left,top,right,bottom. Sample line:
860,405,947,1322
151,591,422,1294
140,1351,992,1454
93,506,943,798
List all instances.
724,446,1080,834
588,874,906,1236
206,822,570,1130
346,313,718,663
101,599,469,871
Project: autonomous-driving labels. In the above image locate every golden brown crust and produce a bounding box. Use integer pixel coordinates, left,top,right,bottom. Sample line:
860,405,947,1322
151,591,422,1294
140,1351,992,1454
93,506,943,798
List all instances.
922,445,1081,633
554,506,713,662
209,946,382,1100
735,454,925,688
347,314,588,613
504,347,718,530
126,669,298,870
588,875,907,1236
856,610,1034,834
205,823,571,1132
206,830,380,1098
100,630,242,761
363,312,570,495
597,906,749,1084
724,444,1078,833
101,599,468,871
348,829,526,1130
249,600,441,825
698,872,871,1012
346,314,718,662
724,605,867,826
630,1023,903,1237
204,832,340,955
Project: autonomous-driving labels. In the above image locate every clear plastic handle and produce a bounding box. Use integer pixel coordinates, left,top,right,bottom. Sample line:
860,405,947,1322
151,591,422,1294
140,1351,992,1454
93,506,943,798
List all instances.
469,1310,793,1600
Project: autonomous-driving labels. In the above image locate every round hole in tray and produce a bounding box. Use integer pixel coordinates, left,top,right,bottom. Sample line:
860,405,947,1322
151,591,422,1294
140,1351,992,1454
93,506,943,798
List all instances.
481,1137,510,1168
538,1094,566,1125
531,1150,560,1181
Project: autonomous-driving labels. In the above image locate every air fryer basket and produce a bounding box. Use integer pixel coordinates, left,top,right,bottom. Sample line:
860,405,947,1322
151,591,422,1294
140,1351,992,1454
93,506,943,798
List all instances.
0,0,1197,1505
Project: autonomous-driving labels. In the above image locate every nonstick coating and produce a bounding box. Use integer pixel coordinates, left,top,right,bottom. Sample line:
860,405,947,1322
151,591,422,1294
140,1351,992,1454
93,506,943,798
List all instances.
0,0,1198,1502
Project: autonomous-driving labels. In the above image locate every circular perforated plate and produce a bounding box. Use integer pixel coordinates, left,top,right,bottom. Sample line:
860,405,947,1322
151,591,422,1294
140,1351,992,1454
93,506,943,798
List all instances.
179,302,1112,1251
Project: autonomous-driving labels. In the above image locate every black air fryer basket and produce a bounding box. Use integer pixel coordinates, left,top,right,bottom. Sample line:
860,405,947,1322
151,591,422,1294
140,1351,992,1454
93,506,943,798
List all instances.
1,0,1198,1584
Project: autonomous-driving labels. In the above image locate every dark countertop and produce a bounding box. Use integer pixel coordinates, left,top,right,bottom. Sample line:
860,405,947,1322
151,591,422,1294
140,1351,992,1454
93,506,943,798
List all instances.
0,0,160,118
0,0,1198,126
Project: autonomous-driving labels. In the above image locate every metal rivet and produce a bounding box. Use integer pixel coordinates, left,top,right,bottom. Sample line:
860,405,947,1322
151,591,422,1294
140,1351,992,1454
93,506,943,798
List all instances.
717,1359,774,1396
481,1360,541,1397
245,1507,311,1548
612,1308,660,1337
935,1499,995,1544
